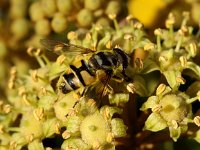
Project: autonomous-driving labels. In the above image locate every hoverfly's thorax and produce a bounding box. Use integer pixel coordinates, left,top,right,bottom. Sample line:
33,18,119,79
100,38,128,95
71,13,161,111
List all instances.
89,52,119,71
113,48,129,69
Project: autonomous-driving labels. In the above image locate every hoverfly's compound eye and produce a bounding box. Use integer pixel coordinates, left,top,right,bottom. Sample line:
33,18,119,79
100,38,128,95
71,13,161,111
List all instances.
59,82,68,94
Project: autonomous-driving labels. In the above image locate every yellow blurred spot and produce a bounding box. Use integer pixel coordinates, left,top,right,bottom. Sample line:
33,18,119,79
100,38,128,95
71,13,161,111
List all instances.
128,0,167,27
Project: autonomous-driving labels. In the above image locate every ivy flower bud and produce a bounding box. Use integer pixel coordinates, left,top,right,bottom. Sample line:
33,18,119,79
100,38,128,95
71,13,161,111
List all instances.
29,2,45,21
11,18,29,39
77,9,94,27
41,0,57,17
57,0,72,15
111,118,127,138
105,1,121,16
51,13,68,33
84,0,102,11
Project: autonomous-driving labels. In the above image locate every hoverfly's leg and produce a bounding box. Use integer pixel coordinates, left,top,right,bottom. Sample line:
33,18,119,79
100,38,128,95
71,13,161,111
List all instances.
121,70,132,82
81,87,87,97
101,70,113,96
66,91,82,117
112,75,124,83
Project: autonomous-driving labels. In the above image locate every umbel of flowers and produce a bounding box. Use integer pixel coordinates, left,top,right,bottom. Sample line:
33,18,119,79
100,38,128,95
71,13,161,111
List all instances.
1,12,200,149
140,12,200,142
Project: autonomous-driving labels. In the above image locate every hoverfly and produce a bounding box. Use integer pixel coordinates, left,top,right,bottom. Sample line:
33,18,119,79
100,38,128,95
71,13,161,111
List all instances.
40,39,132,99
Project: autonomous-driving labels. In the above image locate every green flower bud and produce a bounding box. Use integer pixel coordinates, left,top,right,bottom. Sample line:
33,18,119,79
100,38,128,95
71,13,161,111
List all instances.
61,138,91,150
11,18,29,39
10,0,27,19
80,112,110,146
84,0,102,11
77,9,93,27
111,118,127,138
29,2,45,21
100,106,123,119
35,19,51,36
105,1,121,16
51,13,68,33
108,93,129,105
10,1,27,19
144,113,167,132
41,0,57,17
57,0,73,15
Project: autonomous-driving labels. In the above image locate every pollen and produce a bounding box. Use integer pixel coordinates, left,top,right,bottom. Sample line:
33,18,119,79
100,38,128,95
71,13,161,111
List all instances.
176,76,186,84
156,84,166,95
33,108,44,121
194,116,200,127
171,120,179,129
179,56,187,67
62,130,71,139
154,28,162,36
67,31,78,40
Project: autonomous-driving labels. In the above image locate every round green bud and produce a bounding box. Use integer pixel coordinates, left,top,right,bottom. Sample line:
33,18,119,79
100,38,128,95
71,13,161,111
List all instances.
105,1,121,16
111,118,127,138
77,9,93,27
11,18,29,39
29,2,45,21
61,138,90,149
84,0,102,11
51,13,68,33
10,0,27,19
35,19,51,36
80,113,110,145
57,0,73,15
41,0,57,17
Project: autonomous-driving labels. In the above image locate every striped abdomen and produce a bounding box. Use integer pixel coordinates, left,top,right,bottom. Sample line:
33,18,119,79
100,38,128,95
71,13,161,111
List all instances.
59,60,95,94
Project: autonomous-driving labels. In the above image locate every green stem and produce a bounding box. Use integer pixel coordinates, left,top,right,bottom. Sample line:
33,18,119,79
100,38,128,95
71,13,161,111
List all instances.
186,97,198,104
175,37,182,52
157,36,161,52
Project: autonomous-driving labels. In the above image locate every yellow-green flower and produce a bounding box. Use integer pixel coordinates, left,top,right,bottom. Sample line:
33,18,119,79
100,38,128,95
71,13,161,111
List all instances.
141,84,192,141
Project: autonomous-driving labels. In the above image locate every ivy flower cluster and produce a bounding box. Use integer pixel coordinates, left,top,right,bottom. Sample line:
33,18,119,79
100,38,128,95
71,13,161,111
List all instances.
1,11,200,150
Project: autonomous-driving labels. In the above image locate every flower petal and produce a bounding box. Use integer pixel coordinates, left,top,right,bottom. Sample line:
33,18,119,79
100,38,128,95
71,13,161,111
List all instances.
144,113,167,132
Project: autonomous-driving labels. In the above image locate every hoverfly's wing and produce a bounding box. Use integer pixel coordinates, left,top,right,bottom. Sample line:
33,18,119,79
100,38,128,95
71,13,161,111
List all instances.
40,39,94,55
82,74,112,105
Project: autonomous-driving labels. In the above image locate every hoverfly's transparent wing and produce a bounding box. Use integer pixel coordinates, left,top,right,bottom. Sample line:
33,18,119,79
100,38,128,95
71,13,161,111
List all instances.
82,74,113,105
40,39,94,55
